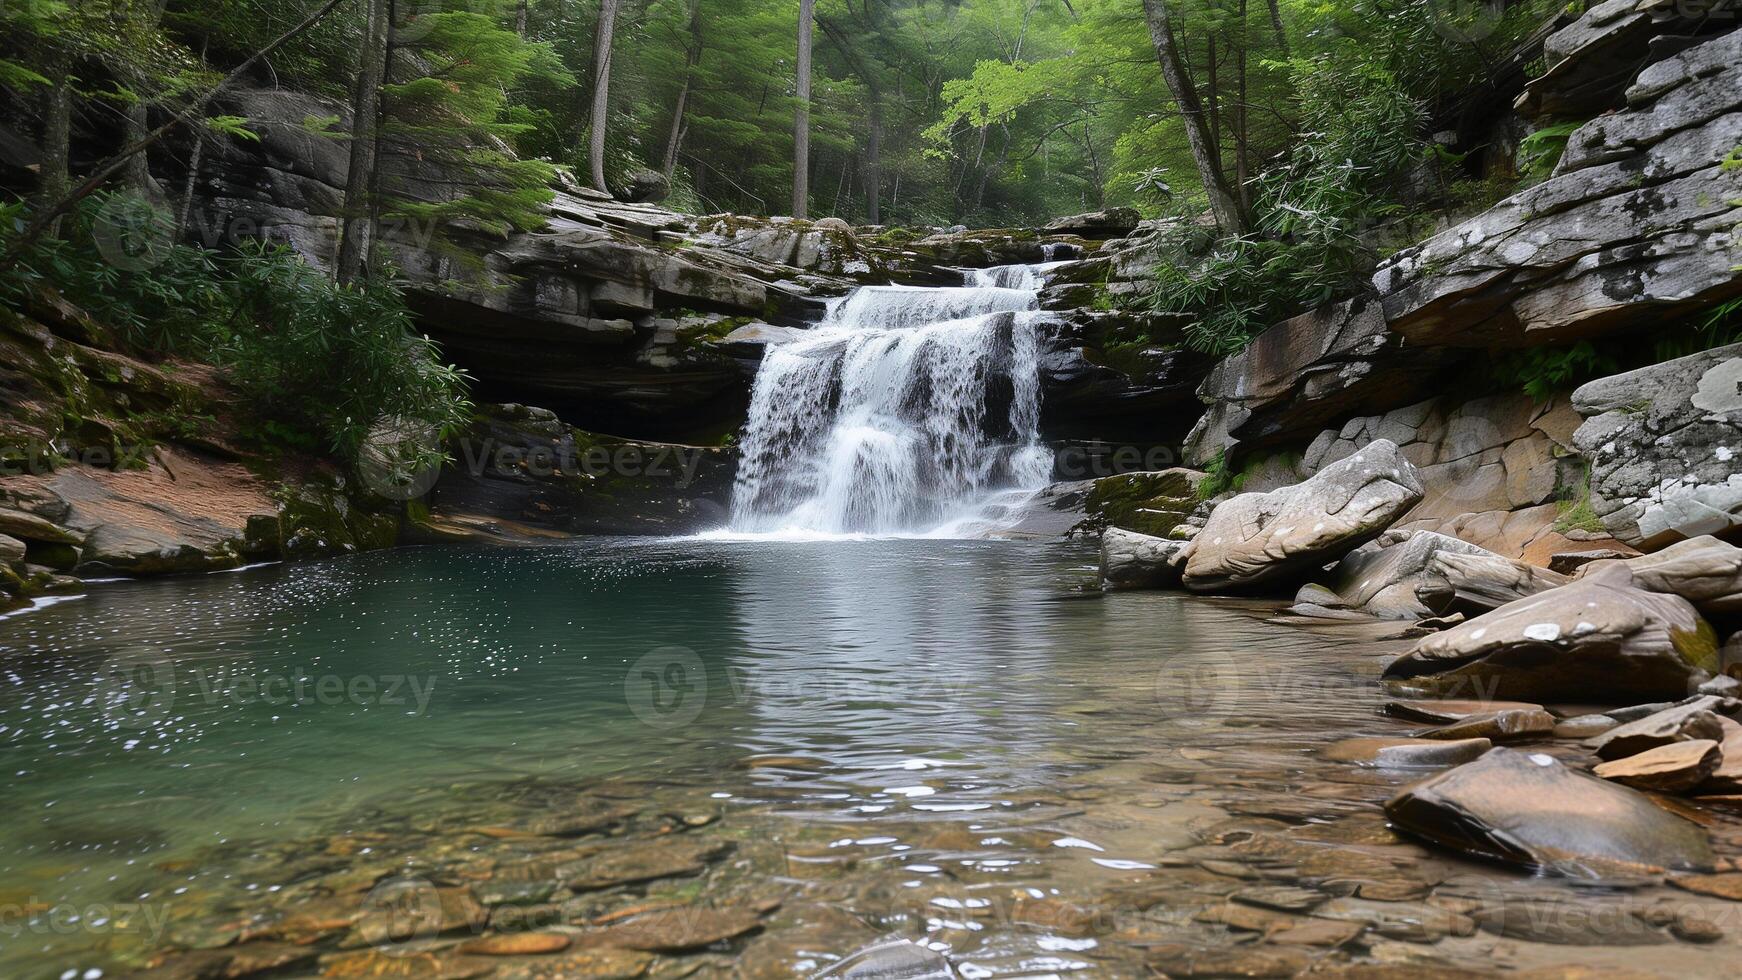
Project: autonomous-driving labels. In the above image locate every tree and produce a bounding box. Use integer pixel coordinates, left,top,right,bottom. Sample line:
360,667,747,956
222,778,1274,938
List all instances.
588,0,621,194
336,0,388,284
1139,0,1246,234
792,0,813,218
661,0,702,177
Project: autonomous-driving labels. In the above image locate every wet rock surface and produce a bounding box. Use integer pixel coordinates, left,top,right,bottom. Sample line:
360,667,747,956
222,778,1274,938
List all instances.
1384,747,1716,877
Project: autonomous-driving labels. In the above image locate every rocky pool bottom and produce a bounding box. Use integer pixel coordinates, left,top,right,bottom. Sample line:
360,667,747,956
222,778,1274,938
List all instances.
1,540,1740,979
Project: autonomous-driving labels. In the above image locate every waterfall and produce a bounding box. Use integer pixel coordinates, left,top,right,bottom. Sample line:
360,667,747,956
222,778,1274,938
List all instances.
726,262,1067,536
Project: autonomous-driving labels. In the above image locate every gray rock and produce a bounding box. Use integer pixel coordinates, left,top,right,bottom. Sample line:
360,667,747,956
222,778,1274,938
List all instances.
1376,29,1742,350
1384,747,1714,877
1548,548,1637,575
1183,439,1423,592
1415,551,1570,616
1323,736,1494,768
1573,346,1742,548
1572,535,1742,614
815,938,955,979
1321,531,1499,620
1590,696,1728,760
1041,207,1140,238
1100,527,1187,590
0,533,24,565
617,168,670,203
1414,707,1557,742
1384,564,1719,702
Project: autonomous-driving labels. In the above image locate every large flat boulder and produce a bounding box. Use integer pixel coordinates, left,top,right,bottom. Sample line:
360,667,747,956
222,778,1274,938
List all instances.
1572,345,1742,548
1183,439,1423,592
1415,550,1570,616
1383,564,1719,702
1374,29,1742,350
1384,747,1714,877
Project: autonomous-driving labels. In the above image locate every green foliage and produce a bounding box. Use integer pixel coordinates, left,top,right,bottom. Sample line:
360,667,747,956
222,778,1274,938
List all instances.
0,195,472,469
1490,342,1618,401
1553,467,1605,535
1195,451,1243,500
1518,121,1584,179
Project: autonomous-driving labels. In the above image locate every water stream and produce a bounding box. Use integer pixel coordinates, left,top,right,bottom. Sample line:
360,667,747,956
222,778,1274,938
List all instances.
728,263,1067,537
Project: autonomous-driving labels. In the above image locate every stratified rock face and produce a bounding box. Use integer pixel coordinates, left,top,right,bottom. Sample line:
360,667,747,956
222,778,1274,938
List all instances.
1374,29,1742,349
422,404,734,538
1572,345,1742,548
1516,0,1717,118
1415,550,1570,617
1077,469,1205,538
1185,297,1460,462
1383,564,1718,702
1573,535,1742,613
1384,748,1714,878
1100,527,1187,590
1183,439,1423,592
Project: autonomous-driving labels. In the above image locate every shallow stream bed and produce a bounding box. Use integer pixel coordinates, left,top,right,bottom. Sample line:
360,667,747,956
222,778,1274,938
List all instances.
2,540,1739,978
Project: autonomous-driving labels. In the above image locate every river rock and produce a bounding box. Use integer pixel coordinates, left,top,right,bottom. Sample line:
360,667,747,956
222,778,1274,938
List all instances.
1382,564,1719,702
1594,739,1722,792
1384,747,1715,876
576,906,762,951
1555,713,1621,738
1042,207,1140,238
563,836,730,890
1100,527,1187,590
1380,698,1545,723
1414,551,1569,616
1323,736,1493,768
815,937,956,979
1413,707,1556,742
1591,697,1729,760
1183,439,1423,592
488,948,655,980
1573,344,1742,548
1697,716,1742,794
1572,535,1742,615
1320,531,1500,620
1548,548,1638,574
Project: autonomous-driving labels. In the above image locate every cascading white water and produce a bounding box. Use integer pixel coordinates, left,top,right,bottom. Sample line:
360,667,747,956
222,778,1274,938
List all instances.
727,261,1067,536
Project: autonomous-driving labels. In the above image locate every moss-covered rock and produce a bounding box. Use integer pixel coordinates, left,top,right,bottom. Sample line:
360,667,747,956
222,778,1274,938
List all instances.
1077,469,1207,538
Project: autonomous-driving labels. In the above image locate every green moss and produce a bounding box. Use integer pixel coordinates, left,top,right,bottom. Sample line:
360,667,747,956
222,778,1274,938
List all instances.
1082,470,1203,537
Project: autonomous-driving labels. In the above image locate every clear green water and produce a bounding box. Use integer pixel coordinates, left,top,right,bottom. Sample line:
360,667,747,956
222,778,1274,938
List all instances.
2,541,1737,978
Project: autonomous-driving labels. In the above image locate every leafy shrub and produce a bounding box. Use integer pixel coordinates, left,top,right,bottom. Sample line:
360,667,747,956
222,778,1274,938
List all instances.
1489,342,1617,401
1,195,472,469
1517,121,1584,180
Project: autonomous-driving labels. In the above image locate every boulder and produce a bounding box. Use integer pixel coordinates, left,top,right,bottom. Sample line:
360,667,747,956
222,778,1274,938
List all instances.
1100,528,1187,591
1414,707,1557,742
1573,345,1742,548
1383,747,1715,877
1383,564,1719,702
1515,0,1716,118
1381,698,1545,723
1548,548,1638,574
1183,439,1423,592
1317,530,1500,620
1077,469,1205,538
1698,716,1742,793
1415,551,1570,616
1323,736,1493,768
617,168,670,203
1375,30,1742,350
1041,208,1140,238
1594,739,1722,792
0,533,23,565
1590,696,1729,760
1572,535,1742,614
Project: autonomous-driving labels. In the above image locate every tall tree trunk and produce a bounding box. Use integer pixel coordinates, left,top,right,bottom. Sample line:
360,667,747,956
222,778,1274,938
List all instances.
792,0,814,218
336,0,388,284
1234,0,1251,216
865,93,881,223
515,0,528,37
39,48,73,237
1206,36,1220,151
122,0,170,199
1265,0,1288,55
588,0,621,194
1139,0,1247,235
661,0,701,177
